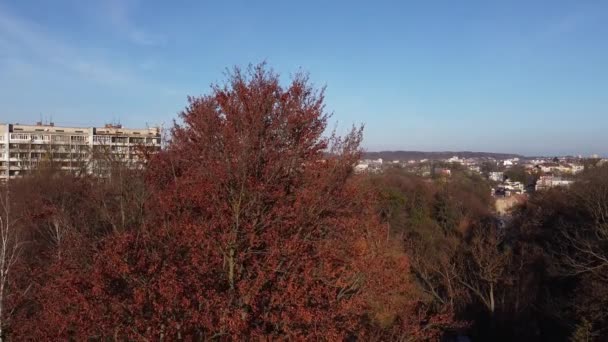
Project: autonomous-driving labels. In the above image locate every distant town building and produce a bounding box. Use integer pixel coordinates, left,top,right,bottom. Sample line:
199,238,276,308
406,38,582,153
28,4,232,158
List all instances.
505,180,524,193
537,162,584,174
434,168,451,177
0,122,161,181
447,156,463,164
535,175,574,191
571,164,584,174
492,179,524,197
468,165,481,173
489,171,504,182
354,158,385,174
354,163,369,173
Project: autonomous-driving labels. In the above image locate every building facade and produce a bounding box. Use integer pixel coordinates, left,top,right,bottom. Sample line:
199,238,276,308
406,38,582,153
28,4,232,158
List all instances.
0,122,161,181
535,175,574,191
489,171,504,182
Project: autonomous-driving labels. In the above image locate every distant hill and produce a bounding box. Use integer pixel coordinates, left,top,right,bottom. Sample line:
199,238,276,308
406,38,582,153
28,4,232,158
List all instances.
362,151,524,161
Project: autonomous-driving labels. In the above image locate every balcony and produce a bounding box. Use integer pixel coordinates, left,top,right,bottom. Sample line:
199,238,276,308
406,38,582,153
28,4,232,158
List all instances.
9,134,31,141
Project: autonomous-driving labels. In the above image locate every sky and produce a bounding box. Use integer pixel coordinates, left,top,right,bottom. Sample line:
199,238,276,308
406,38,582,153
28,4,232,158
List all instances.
1,0,607,156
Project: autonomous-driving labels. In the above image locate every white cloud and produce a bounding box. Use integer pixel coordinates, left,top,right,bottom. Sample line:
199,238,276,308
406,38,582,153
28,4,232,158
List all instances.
538,10,597,41
103,0,167,47
0,6,135,86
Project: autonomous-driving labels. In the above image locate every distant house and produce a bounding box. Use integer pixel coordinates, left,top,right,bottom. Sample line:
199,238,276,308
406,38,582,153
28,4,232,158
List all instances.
354,163,369,173
538,163,559,173
570,164,584,174
493,179,524,197
489,171,504,182
535,175,574,191
468,165,481,173
447,156,463,164
504,180,524,193
434,168,451,177
538,162,583,174
463,158,477,166
502,158,520,167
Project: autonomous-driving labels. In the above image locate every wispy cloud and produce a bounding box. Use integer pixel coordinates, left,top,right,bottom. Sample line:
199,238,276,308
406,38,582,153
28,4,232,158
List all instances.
103,0,167,46
0,6,135,86
537,9,598,41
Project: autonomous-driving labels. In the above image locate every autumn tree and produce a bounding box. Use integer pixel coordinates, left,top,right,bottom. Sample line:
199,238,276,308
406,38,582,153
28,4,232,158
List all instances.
502,164,608,340
547,166,608,339
367,168,542,340
0,183,23,342
457,223,511,316
366,169,499,337
11,64,440,340
4,159,151,340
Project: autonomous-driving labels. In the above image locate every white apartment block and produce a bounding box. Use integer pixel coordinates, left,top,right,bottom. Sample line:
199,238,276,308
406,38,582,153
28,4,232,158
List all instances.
535,175,574,191
489,171,504,182
0,122,161,181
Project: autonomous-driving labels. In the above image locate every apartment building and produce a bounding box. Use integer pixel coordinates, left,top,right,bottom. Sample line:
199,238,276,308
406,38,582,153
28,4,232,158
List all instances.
535,175,574,191
0,122,161,181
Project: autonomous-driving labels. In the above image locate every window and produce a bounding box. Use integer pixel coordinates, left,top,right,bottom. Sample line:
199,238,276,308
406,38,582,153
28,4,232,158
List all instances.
71,135,87,143
52,135,70,143
10,133,30,140
94,135,111,144
32,134,50,142
112,137,128,144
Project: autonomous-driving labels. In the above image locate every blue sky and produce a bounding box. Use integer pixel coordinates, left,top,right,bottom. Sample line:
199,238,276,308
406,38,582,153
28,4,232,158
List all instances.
1,0,607,156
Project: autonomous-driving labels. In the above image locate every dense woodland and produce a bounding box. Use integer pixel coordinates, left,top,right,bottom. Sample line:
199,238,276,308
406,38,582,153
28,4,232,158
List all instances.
0,65,607,341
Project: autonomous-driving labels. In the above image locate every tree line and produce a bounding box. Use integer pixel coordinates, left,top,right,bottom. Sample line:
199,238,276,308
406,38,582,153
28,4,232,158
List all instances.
0,64,606,340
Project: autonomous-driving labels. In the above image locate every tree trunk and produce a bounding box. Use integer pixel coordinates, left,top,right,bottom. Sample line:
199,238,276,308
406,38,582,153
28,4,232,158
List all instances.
489,284,495,314
228,247,235,290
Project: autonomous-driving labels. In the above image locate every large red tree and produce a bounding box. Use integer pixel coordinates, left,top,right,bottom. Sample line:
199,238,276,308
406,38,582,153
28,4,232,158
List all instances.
16,64,440,340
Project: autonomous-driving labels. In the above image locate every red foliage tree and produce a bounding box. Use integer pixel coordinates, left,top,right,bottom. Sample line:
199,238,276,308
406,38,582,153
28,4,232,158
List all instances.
14,64,447,340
